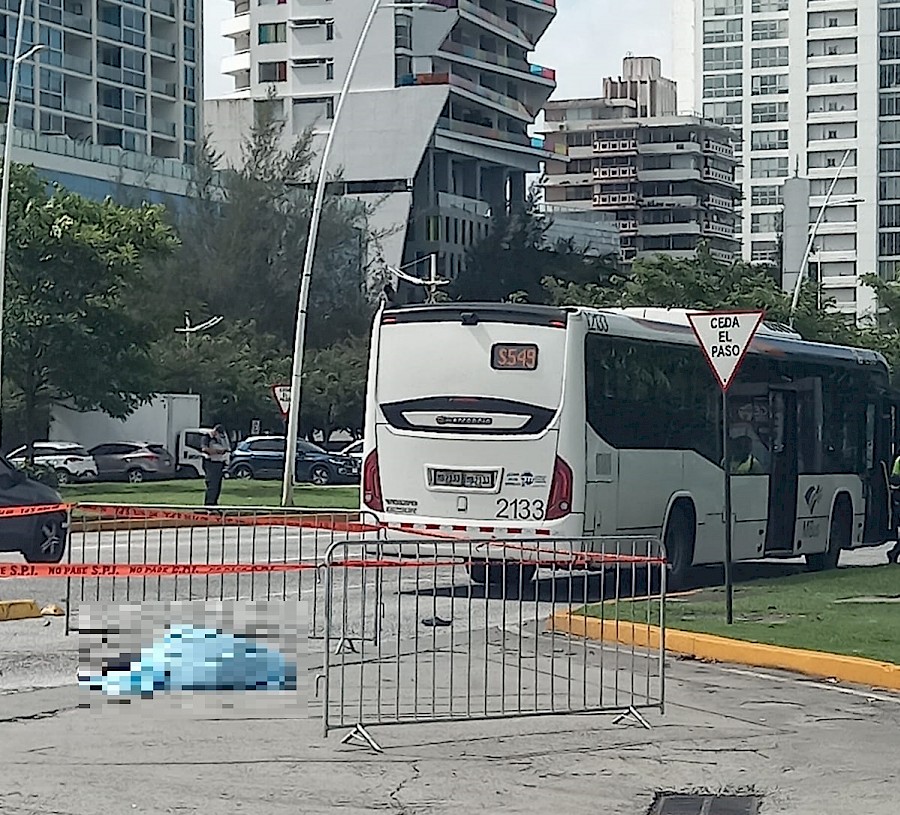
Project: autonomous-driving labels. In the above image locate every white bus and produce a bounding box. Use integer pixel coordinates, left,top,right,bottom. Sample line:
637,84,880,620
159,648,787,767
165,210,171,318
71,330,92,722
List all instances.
361,302,894,586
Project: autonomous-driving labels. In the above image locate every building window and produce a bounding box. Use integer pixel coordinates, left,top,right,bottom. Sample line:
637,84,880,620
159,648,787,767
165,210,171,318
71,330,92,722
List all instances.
395,14,412,49
259,61,287,82
751,0,787,10
751,101,788,122
881,64,900,89
751,74,788,95
751,211,783,233
751,156,789,178
703,100,742,125
184,26,195,62
703,0,742,16
184,105,195,141
184,64,195,101
703,46,742,71
39,109,62,133
184,0,195,23
15,63,33,103
703,72,742,98
703,18,742,43
122,48,144,88
751,129,788,150
881,7,900,33
38,24,62,67
39,67,62,109
258,22,286,43
751,46,789,68
751,19,787,40
751,185,782,206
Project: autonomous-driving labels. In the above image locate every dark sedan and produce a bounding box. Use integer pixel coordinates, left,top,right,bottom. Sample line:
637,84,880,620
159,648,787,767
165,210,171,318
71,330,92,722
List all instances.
226,436,360,485
0,455,67,562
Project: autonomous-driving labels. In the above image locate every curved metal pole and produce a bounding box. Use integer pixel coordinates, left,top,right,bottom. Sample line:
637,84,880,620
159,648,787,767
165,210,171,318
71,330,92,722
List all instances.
788,148,851,326
280,0,384,506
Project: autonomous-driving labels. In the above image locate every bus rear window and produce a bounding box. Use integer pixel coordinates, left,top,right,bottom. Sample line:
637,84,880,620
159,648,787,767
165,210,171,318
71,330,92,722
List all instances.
491,343,538,371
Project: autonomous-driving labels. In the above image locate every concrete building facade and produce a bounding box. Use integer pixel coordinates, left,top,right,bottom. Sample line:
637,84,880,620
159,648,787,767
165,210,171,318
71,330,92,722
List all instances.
207,0,562,276
671,0,887,317
0,0,201,166
540,57,740,264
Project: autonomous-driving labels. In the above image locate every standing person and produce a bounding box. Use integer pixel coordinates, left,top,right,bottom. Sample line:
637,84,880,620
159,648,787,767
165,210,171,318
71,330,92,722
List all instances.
201,424,230,506
888,453,900,564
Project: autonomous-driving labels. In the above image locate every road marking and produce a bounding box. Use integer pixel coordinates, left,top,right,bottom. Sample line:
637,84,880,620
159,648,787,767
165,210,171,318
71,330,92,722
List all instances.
719,666,900,704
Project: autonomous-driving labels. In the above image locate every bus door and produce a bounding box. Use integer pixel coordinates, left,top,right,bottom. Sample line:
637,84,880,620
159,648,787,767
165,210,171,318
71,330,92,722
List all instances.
726,386,771,561
863,392,895,544
765,378,821,554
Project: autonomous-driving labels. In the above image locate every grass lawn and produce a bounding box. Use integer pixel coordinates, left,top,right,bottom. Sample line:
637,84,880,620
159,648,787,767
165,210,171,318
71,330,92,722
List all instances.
60,480,360,510
586,565,900,666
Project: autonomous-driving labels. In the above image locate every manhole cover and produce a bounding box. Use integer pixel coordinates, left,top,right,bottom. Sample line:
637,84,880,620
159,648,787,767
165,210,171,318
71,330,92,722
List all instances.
649,794,761,815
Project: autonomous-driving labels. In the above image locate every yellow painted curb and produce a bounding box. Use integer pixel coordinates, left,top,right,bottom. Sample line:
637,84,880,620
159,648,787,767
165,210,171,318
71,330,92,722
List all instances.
548,611,900,692
0,600,44,622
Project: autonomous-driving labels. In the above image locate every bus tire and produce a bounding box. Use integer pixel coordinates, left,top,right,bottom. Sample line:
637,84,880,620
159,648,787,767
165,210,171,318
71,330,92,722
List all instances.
806,496,851,572
467,561,536,592
663,501,696,591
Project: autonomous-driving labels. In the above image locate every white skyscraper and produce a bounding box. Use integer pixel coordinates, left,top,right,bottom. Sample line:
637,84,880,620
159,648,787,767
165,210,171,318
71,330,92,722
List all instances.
672,0,886,318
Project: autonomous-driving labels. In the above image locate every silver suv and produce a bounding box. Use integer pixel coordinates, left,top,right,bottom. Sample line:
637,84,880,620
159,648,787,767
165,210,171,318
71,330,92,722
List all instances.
89,441,176,483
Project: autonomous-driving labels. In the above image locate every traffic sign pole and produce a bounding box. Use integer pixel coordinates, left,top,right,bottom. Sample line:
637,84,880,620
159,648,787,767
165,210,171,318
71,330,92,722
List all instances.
688,310,766,626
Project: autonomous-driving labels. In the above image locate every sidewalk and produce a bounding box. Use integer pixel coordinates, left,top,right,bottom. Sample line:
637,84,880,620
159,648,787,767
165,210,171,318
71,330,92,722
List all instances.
0,638,897,814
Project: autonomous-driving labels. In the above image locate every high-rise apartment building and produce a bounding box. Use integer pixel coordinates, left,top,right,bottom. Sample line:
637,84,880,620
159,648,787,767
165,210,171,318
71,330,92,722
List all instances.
208,0,560,276
672,0,888,317
0,0,201,165
540,57,740,263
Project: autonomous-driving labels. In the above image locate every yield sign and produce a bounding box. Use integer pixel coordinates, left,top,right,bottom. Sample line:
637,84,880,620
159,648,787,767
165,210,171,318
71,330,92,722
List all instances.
271,385,291,416
687,310,765,393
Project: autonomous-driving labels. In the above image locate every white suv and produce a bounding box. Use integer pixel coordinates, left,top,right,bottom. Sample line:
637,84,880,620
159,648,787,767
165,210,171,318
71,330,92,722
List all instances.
8,441,98,485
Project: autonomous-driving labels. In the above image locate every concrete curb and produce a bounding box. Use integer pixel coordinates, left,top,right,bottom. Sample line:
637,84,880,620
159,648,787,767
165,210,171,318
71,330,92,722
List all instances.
548,611,900,692
0,600,43,622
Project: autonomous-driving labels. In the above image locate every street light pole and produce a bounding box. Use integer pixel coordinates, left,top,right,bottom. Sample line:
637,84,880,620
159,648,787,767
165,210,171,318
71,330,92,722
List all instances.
0,4,44,436
788,148,851,326
280,0,445,506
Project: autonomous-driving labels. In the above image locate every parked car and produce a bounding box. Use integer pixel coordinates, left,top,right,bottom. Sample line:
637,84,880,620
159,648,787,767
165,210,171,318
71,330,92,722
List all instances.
339,440,363,463
0,454,67,562
226,436,360,485
89,441,176,483
7,441,97,485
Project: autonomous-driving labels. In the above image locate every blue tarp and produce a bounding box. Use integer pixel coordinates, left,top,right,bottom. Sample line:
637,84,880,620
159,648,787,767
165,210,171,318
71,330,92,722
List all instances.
79,625,297,697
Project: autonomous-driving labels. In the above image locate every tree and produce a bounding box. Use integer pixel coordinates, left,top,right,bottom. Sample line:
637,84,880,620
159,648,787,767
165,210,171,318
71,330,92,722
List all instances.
3,164,178,446
450,196,619,303
296,335,368,441
165,100,381,354
152,321,290,435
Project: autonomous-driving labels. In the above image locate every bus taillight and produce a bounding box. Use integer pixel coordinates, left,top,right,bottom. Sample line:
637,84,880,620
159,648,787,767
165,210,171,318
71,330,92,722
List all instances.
363,450,383,512
546,456,573,520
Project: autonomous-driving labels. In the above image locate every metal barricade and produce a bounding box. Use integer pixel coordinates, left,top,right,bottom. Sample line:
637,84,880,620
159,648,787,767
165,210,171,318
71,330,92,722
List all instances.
64,503,383,643
319,534,666,752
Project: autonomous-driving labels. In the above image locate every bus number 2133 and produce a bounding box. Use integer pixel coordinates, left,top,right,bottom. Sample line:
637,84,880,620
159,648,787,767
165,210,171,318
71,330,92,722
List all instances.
496,498,545,521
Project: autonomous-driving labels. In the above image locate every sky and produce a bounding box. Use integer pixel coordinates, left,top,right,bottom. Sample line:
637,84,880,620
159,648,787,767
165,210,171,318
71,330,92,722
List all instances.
201,0,673,101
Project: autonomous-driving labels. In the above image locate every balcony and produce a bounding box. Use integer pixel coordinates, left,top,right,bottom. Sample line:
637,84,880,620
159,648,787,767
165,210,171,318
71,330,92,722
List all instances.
702,220,736,238
705,193,734,210
434,0,532,48
221,13,251,37
440,41,555,83
593,165,636,180
151,37,176,58
152,117,177,137
615,219,638,234
152,77,177,97
61,53,91,75
97,62,123,82
150,0,175,17
98,105,147,129
593,137,637,153
702,165,735,184
703,139,734,158
62,10,90,32
398,71,531,119
437,191,491,218
63,97,91,117
98,20,124,41
592,192,637,208
222,50,251,74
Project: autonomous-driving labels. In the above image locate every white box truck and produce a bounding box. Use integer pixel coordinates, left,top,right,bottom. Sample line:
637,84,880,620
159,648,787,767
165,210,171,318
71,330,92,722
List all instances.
49,394,208,478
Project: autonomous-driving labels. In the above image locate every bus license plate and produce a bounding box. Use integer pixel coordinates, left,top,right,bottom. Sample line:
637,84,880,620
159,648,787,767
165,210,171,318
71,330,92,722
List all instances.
428,469,496,490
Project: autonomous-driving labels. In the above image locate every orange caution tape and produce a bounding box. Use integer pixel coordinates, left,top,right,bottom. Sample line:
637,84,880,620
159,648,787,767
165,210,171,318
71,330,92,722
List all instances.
0,503,70,518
